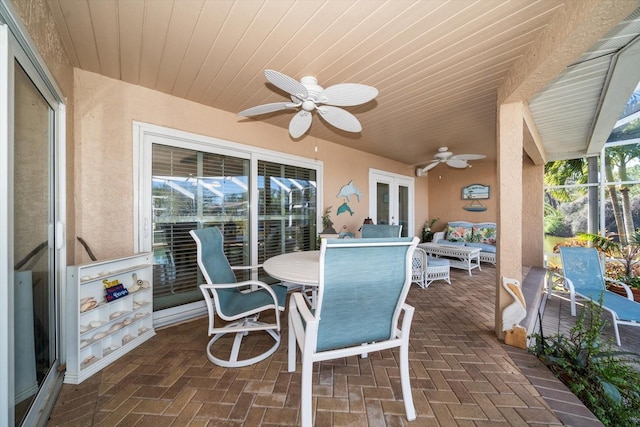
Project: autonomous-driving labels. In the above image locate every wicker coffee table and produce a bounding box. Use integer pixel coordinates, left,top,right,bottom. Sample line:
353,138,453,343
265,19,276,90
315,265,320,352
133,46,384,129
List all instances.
418,243,481,276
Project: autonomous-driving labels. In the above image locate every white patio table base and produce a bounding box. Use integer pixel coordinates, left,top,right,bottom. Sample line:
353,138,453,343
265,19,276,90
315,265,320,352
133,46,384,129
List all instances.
418,243,481,276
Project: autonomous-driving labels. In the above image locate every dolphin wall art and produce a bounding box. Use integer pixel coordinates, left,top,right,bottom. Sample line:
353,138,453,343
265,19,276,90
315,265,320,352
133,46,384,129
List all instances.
336,180,362,202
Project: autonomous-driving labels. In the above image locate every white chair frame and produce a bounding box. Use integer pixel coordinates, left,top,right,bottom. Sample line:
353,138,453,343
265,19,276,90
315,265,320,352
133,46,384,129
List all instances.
191,228,286,367
412,247,451,288
288,237,418,426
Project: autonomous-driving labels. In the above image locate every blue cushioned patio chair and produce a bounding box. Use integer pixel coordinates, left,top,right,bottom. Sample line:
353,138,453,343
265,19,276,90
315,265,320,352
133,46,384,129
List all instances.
288,237,419,426
548,246,640,346
361,223,402,238
190,227,287,367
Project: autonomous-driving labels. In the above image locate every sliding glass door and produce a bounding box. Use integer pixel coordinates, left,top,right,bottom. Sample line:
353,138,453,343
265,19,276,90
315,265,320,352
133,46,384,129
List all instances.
1,17,66,427
136,124,320,326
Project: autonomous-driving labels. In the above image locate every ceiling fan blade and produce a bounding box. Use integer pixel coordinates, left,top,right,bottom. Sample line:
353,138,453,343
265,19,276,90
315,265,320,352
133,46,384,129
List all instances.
264,69,308,100
447,159,469,168
451,153,486,161
238,102,299,117
317,106,362,132
423,161,440,171
289,110,313,138
319,83,378,106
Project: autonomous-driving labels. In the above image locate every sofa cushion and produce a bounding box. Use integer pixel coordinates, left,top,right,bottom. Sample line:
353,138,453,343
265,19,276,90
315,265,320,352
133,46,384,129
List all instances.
466,242,496,253
446,221,473,242
471,222,497,245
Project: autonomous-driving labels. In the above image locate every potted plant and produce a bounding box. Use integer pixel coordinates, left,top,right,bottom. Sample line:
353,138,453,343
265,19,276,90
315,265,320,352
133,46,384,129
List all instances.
320,206,337,235
421,218,439,243
530,298,640,426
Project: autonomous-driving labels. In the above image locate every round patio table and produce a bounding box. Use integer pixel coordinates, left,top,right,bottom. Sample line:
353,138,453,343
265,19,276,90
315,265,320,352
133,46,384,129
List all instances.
263,250,319,286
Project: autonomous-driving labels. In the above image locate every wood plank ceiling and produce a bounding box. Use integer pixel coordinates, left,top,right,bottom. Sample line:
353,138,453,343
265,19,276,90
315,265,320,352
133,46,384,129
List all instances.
47,0,640,166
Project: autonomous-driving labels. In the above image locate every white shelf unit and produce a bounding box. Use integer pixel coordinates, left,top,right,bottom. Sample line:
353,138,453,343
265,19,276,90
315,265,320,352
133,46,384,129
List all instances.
65,253,155,384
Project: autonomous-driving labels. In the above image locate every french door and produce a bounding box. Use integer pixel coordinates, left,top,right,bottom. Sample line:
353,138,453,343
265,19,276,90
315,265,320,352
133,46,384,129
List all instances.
0,15,66,427
368,169,414,237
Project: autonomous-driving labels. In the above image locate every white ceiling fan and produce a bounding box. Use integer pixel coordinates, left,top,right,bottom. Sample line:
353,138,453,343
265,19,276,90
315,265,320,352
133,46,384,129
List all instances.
416,147,486,176
238,69,378,138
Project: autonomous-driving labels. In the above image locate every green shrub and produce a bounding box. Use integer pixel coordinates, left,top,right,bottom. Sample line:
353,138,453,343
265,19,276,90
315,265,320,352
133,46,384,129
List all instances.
530,298,640,426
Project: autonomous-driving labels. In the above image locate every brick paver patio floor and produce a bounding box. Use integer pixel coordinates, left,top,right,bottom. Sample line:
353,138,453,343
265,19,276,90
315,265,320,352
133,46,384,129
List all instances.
48,264,639,426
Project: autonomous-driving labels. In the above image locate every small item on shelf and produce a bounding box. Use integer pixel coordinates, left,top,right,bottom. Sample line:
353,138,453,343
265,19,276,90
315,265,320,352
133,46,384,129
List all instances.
108,323,124,333
80,324,89,333
122,334,133,344
80,297,97,312
123,317,133,326
92,332,107,340
103,279,129,302
80,276,91,281
89,320,102,328
133,300,147,308
110,311,123,320
131,272,151,290
105,345,119,353
80,340,89,349
128,283,140,293
134,312,147,319
82,355,96,365
139,327,148,334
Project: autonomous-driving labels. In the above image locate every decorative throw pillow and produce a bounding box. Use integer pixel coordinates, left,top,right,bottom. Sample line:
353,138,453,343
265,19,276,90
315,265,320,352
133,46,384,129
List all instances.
472,223,496,245
447,222,473,242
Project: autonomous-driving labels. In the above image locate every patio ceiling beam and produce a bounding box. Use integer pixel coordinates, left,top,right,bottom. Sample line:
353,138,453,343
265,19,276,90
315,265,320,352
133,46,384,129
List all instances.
497,0,638,106
523,104,546,166
587,36,640,155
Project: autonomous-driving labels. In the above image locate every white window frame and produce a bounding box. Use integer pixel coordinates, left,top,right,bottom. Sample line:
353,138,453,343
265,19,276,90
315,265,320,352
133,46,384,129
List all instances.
132,122,323,327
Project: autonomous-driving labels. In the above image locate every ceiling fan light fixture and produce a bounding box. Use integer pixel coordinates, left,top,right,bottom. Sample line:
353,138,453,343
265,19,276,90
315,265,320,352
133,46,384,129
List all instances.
301,100,316,112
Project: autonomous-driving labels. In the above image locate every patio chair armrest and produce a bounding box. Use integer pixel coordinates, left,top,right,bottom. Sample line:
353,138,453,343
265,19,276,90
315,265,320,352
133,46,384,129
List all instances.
200,280,282,308
288,292,318,362
605,277,634,300
432,231,445,242
395,303,415,338
290,292,316,325
546,270,575,296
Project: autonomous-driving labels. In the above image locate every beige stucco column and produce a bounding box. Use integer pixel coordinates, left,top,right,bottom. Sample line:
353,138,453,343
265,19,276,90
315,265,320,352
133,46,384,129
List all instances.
496,102,524,336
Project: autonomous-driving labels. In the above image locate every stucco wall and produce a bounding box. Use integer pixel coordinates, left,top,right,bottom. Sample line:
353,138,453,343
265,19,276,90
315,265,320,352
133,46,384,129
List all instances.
73,69,428,262
426,162,498,233
522,157,544,267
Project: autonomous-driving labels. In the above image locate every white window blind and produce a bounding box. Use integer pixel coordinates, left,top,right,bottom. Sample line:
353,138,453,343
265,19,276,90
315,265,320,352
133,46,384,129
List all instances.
152,145,249,310
257,160,318,268
150,144,318,311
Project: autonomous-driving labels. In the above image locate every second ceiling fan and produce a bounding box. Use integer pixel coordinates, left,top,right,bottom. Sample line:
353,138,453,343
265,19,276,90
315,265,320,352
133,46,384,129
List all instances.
416,147,485,176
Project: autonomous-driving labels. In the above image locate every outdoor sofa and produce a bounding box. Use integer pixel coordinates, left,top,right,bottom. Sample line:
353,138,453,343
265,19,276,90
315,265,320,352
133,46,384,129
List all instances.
432,221,496,265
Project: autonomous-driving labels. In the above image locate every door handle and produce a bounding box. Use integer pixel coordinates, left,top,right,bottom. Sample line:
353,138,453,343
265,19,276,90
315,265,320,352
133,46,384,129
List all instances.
56,221,65,250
